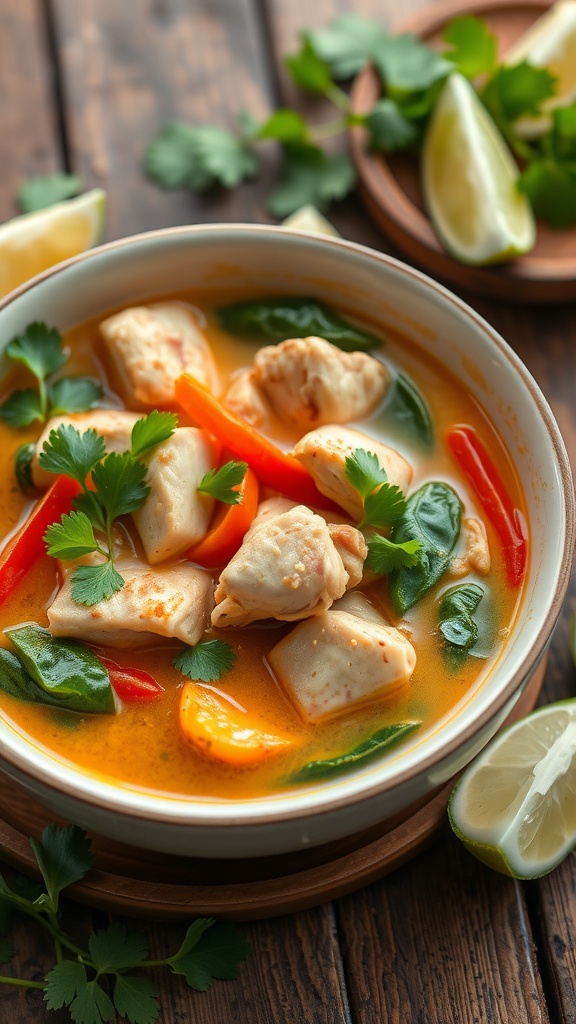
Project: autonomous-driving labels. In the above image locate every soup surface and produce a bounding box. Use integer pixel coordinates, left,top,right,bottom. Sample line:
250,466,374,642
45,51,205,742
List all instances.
0,293,526,800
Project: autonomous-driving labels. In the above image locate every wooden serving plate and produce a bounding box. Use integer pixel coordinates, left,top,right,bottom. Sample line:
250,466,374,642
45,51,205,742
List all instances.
0,664,545,920
349,0,576,303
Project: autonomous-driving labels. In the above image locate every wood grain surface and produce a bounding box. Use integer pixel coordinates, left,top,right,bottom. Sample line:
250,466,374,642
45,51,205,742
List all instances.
1,0,575,1021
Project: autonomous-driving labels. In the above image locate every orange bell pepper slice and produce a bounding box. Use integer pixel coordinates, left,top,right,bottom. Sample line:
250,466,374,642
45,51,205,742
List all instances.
175,373,340,512
179,682,296,766
186,462,259,568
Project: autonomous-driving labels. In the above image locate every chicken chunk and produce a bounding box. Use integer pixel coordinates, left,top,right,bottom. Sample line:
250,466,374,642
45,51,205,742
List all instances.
211,504,365,628
224,369,271,428
251,336,389,432
32,409,140,489
268,592,416,722
132,428,216,564
448,517,491,577
293,425,413,520
99,302,219,409
48,557,214,648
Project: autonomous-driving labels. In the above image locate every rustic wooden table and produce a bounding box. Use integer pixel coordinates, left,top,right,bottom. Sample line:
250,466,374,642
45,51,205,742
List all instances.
1,0,575,1021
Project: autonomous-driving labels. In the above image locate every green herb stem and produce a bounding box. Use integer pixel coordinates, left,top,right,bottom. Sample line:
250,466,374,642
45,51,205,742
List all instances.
0,975,46,989
326,84,351,113
308,117,349,141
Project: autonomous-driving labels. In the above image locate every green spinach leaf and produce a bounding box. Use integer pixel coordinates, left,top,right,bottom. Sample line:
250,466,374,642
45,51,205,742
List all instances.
288,721,421,782
217,296,379,351
386,373,434,448
438,583,484,650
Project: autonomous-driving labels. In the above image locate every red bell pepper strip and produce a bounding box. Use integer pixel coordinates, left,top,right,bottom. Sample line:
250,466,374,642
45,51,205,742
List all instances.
174,373,340,512
187,461,259,568
99,657,164,703
0,475,80,607
446,425,527,587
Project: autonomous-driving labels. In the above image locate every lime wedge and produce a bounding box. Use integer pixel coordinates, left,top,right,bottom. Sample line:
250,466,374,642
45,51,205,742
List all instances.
281,204,341,237
504,0,576,139
0,188,106,299
449,699,576,878
422,73,536,266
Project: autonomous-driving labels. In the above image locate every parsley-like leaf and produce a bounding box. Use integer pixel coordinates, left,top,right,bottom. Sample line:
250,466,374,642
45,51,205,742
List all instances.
366,99,419,151
44,960,88,1012
71,561,125,606
344,448,388,498
145,121,259,191
17,173,81,213
286,35,335,94
374,34,452,94
518,157,576,228
44,511,100,560
442,15,498,79
71,975,116,1024
366,534,422,574
174,640,236,682
362,483,407,528
170,920,250,991
6,322,66,382
113,975,159,1024
268,144,356,217
130,410,178,459
90,452,149,520
481,61,557,126
0,388,43,427
89,924,148,973
259,109,309,144
198,460,248,504
49,377,104,415
30,824,94,915
345,448,407,528
38,424,106,485
310,14,390,79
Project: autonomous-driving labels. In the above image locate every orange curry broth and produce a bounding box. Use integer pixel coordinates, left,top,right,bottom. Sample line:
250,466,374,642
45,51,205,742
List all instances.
0,294,526,799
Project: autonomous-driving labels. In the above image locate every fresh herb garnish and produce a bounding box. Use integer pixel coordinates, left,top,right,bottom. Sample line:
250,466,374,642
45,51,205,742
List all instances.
198,460,248,505
174,639,237,683
366,534,422,574
41,413,176,606
438,583,484,651
145,11,576,230
0,322,103,434
344,448,407,529
17,173,82,214
0,824,249,1022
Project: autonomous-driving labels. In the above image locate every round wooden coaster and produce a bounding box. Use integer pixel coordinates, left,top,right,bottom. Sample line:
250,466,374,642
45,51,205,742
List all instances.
0,666,544,920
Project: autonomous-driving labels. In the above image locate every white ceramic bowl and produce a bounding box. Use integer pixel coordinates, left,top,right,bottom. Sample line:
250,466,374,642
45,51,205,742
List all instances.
0,225,573,858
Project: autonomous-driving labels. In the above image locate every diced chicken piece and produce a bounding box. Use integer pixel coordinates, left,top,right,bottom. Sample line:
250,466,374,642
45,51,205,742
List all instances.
328,524,366,589
252,336,389,432
268,592,416,722
32,409,140,489
48,557,214,648
224,369,271,428
293,425,413,520
99,302,219,409
132,427,216,564
449,518,491,577
211,504,365,628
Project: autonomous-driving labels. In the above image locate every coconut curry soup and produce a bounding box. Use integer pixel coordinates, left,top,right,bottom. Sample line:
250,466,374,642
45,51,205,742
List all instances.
0,295,527,800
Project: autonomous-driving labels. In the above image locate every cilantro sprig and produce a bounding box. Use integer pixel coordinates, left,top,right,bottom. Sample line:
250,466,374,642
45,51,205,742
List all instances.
41,413,177,606
174,639,237,682
198,460,248,505
0,322,103,433
0,824,249,1023
145,11,576,231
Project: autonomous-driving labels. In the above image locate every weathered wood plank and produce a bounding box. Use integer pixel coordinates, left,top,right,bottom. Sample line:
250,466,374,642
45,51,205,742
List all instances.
0,0,63,222
49,0,278,239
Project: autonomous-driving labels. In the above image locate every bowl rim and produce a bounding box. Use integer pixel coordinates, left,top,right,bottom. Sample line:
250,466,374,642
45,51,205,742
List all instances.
0,221,573,828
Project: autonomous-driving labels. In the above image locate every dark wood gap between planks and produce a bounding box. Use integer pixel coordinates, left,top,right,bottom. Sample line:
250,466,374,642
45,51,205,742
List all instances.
36,0,71,172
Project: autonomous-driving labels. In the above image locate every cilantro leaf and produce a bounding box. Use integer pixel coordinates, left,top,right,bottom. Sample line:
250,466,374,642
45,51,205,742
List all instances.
90,452,149,519
198,460,248,504
6,322,66,382
551,103,576,161
174,640,236,682
442,15,498,79
45,960,88,1011
89,924,148,973
113,975,159,1024
344,448,388,498
71,561,125,606
518,157,576,228
268,145,356,217
366,534,422,574
17,173,82,213
130,410,178,459
362,483,407,528
170,920,250,991
44,511,100,560
366,99,419,151
49,377,104,415
482,62,557,126
259,109,309,144
38,424,106,485
71,977,116,1024
145,121,258,191
345,448,407,528
285,35,335,94
374,34,452,94
310,14,390,79
30,824,94,914
0,388,43,427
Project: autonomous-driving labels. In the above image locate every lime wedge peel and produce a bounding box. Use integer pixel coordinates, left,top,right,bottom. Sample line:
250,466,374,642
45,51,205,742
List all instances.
422,72,536,267
0,188,106,300
449,699,576,879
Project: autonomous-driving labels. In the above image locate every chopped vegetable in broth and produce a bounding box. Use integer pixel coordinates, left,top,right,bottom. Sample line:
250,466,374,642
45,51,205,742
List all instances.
0,294,527,799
